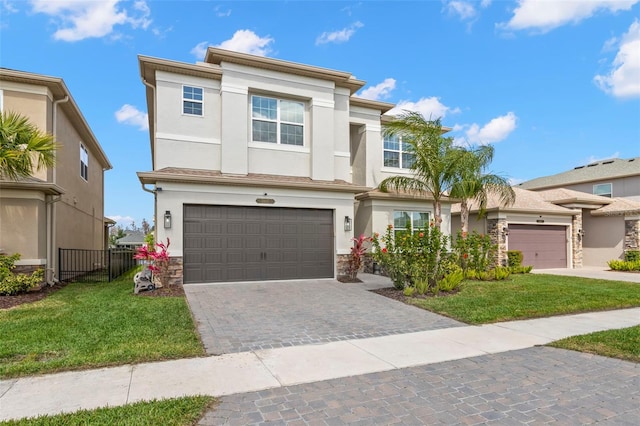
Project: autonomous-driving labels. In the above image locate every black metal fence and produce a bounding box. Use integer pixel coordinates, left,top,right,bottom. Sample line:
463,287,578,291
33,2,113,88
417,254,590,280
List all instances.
58,248,137,282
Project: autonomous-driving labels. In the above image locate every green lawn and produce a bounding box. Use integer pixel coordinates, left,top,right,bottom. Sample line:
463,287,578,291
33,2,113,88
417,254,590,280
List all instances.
549,325,640,363
0,396,215,426
0,270,204,379
409,273,640,324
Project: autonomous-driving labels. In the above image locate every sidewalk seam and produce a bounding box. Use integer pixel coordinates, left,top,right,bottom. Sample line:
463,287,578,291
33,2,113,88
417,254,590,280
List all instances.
252,351,285,387
0,379,18,399
125,365,134,403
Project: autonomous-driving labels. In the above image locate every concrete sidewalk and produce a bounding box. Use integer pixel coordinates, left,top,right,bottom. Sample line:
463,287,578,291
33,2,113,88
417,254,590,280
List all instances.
531,266,640,282
1,307,639,422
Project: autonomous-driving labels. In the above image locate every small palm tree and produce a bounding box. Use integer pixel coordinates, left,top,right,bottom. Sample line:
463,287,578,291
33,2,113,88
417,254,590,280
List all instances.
0,111,56,180
451,145,515,235
379,111,463,230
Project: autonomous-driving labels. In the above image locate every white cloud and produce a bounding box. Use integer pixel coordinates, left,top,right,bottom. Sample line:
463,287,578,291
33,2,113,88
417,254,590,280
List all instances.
107,215,135,228
499,0,638,33
30,0,152,42
465,112,518,144
446,1,477,21
316,21,363,45
2,0,18,14
594,20,640,98
480,0,492,7
386,97,461,120
356,78,396,100
214,5,231,17
115,104,148,131
191,41,209,59
215,29,274,56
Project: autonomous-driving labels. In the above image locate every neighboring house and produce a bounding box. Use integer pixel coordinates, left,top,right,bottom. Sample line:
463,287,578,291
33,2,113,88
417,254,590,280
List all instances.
0,69,112,282
137,48,455,284
451,187,640,269
518,157,640,202
115,231,146,249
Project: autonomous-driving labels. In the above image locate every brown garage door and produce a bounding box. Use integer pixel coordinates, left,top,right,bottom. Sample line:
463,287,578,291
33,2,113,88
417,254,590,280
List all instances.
508,224,567,269
183,205,334,283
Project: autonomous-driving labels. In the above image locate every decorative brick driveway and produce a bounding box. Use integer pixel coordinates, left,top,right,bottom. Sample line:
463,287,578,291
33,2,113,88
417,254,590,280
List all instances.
184,278,463,355
199,347,640,425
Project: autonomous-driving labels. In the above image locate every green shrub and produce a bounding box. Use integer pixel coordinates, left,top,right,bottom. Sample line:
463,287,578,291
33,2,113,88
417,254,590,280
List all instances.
494,266,511,280
509,265,533,274
507,250,523,267
403,286,415,297
436,269,465,293
624,250,640,262
464,269,479,280
0,253,44,295
608,259,640,271
451,231,496,273
372,223,449,291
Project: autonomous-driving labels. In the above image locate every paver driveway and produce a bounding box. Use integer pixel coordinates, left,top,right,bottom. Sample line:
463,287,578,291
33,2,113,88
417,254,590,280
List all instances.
199,347,640,425
184,276,463,355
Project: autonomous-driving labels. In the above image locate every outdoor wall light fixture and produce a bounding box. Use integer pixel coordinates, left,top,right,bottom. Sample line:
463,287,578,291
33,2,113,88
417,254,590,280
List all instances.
344,216,352,232
164,210,172,229
502,227,509,237
578,228,585,240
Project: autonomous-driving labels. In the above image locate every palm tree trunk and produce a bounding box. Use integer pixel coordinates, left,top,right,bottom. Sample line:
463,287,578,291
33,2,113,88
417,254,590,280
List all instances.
433,201,442,230
460,199,469,236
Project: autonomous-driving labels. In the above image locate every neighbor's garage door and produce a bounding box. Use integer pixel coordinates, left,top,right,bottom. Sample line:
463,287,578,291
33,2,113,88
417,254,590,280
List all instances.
508,224,567,269
183,205,334,283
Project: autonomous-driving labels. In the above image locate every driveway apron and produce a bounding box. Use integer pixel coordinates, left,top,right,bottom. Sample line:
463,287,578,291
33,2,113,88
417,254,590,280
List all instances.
184,278,463,355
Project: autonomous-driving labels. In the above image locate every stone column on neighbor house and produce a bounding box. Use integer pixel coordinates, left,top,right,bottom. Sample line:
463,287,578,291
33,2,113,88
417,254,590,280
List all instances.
336,254,350,277
487,214,508,267
624,216,640,254
571,210,583,268
166,257,183,286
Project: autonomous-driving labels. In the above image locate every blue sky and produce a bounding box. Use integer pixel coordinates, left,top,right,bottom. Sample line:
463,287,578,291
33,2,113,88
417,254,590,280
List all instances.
1,0,639,229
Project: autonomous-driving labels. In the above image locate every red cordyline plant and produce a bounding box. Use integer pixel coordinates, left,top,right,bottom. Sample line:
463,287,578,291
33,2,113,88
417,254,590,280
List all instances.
134,238,171,287
346,234,371,280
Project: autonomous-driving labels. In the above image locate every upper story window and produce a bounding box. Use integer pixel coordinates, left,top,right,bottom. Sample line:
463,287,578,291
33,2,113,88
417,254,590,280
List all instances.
593,183,612,198
393,211,430,238
251,95,304,146
383,134,415,169
183,86,203,116
80,143,88,181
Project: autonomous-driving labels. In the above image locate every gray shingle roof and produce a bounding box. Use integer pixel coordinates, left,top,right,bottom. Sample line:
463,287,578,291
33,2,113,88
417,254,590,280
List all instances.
518,157,640,190
116,231,146,245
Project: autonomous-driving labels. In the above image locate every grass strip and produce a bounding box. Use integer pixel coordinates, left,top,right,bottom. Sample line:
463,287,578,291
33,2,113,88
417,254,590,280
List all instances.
549,325,640,363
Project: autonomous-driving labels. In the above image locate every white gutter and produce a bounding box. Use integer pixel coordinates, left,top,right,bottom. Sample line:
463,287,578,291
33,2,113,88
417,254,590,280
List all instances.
141,77,156,170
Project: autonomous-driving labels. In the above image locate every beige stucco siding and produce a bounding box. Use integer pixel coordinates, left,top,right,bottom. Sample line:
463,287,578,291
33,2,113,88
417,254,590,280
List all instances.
0,190,46,261
563,176,640,201
583,213,624,266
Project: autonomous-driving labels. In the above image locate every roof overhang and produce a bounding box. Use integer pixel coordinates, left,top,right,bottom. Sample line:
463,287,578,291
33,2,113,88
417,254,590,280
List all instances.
0,180,65,195
0,69,112,171
356,189,457,203
349,97,395,114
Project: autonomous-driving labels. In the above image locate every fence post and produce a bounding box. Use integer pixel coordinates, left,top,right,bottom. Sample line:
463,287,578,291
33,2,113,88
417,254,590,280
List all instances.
58,248,62,283
108,249,112,282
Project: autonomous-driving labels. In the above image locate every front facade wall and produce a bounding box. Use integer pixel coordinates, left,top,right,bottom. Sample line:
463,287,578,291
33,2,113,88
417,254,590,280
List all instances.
0,190,46,262
154,181,355,284
582,213,624,265
563,176,640,201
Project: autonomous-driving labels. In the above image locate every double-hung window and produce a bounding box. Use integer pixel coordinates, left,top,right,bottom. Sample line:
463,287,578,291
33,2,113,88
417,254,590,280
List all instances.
593,183,612,198
393,211,430,238
384,134,415,169
80,143,88,181
183,86,203,116
252,95,304,146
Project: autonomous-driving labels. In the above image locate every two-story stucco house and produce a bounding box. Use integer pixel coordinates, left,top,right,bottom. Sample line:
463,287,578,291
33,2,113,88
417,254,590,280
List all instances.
137,48,454,284
0,69,112,283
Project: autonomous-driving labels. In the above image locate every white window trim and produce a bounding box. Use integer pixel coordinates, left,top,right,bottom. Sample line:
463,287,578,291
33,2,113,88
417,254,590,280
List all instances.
593,182,613,197
80,143,88,181
393,210,431,234
251,95,305,147
383,135,415,169
182,85,204,117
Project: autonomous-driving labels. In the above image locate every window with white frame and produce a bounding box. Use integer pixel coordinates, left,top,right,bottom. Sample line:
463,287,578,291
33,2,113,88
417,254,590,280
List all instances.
593,183,612,198
80,143,88,181
383,134,415,169
251,95,304,146
183,86,203,116
393,211,430,237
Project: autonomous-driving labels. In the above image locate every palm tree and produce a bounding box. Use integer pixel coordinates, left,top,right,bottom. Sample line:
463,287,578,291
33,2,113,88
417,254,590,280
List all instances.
0,111,56,180
451,144,515,235
378,111,463,230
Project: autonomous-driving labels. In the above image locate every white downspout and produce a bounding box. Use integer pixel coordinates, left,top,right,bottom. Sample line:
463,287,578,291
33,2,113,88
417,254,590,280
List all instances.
47,96,69,284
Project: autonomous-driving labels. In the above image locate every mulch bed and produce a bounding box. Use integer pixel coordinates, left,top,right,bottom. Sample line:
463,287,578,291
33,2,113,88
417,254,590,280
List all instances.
337,275,363,283
0,282,69,310
370,286,459,302
136,285,185,297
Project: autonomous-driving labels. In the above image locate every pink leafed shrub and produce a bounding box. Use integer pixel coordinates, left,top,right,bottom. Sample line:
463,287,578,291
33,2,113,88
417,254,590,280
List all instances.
134,238,171,286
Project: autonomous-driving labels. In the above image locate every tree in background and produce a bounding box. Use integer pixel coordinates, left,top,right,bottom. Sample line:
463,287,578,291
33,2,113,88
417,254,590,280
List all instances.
0,111,56,180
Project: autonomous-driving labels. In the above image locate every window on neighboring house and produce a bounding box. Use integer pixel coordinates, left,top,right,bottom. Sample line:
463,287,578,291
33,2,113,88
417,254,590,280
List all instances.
183,86,203,116
593,183,612,198
393,211,430,238
80,143,88,181
251,95,304,146
383,134,415,169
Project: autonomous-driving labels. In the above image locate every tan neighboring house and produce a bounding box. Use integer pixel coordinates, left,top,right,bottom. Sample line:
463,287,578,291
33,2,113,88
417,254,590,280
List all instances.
137,48,456,285
451,187,640,269
0,69,112,283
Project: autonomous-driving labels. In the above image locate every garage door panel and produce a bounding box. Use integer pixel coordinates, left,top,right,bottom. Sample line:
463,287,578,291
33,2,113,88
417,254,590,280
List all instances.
184,205,334,283
508,224,567,269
